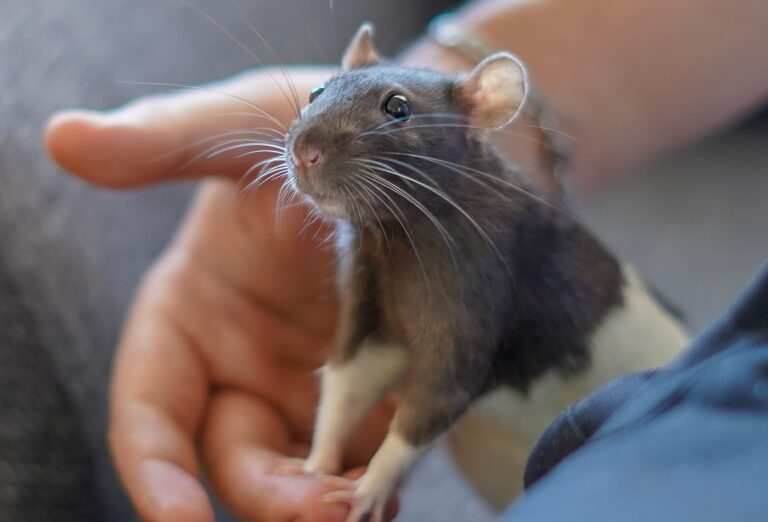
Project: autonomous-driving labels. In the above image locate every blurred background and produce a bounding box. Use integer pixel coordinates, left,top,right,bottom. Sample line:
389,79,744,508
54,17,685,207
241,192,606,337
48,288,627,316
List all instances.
0,0,765,520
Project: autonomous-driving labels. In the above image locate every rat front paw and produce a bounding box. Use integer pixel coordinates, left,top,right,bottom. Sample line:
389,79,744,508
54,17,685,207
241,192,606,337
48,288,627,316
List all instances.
322,477,390,522
270,456,342,478
304,452,341,476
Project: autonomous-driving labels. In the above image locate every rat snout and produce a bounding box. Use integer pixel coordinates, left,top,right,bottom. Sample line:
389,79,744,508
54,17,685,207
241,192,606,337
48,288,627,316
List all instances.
292,140,323,171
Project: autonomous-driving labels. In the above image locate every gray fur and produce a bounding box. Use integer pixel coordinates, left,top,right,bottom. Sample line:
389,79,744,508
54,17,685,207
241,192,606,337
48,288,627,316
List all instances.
287,63,623,447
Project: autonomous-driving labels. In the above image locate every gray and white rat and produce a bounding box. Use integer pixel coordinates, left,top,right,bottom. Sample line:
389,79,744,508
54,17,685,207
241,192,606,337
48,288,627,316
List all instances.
273,23,688,521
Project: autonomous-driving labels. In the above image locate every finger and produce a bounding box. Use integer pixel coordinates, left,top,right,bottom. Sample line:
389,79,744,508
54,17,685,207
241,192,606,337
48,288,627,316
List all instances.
109,262,214,522
201,389,353,522
45,67,333,187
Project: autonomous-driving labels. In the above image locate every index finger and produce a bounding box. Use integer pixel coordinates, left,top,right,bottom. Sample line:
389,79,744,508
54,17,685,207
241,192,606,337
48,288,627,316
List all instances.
45,68,332,188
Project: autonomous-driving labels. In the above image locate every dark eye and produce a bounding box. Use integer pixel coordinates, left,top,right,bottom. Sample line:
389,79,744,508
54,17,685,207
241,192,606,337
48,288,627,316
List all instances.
383,93,411,121
309,86,325,103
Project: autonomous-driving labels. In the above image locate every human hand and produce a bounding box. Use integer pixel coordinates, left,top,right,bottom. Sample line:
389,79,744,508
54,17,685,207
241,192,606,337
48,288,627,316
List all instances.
45,68,398,522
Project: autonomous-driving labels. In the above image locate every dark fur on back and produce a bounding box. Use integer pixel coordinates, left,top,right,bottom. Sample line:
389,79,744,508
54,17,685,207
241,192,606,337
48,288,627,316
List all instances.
287,63,624,446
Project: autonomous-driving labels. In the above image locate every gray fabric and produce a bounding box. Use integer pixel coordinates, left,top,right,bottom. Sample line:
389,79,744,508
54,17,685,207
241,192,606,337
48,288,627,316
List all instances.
0,260,103,521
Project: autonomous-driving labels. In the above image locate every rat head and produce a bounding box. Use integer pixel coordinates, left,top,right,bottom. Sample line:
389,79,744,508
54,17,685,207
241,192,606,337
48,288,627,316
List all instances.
286,23,527,221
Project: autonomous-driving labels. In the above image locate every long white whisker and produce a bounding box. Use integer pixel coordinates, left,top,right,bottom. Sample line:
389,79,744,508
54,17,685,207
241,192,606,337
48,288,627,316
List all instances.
116,80,288,131
348,177,392,255
228,4,304,118
150,128,286,164
384,151,566,215
174,0,300,119
359,165,460,274
207,141,286,158
355,174,432,295
357,112,467,139
376,154,519,210
361,159,510,276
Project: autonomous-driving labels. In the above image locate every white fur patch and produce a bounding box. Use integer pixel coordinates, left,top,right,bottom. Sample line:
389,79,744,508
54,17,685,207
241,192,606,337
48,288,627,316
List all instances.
446,265,689,510
306,343,408,474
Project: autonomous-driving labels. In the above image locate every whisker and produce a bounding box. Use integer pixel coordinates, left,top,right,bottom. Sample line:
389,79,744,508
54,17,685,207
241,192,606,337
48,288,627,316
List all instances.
356,163,460,273
383,151,568,216
355,174,433,294
206,141,286,158
354,158,420,190
242,168,287,193
360,159,510,276
522,123,579,142
360,119,560,150
116,80,288,131
356,112,467,140
227,1,304,118
173,137,283,172
242,159,288,189
147,128,285,166
174,0,300,119
377,153,519,210
234,149,287,159
348,177,392,255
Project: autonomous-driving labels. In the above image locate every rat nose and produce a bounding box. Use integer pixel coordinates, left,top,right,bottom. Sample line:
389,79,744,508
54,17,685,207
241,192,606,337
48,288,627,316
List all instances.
293,143,323,170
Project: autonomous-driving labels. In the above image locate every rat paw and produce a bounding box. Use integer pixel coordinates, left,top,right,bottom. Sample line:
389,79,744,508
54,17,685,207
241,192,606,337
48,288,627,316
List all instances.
271,458,348,487
322,481,388,522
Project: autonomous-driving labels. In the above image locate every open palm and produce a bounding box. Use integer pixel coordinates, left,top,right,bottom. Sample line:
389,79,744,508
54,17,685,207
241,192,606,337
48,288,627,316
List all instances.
46,68,395,522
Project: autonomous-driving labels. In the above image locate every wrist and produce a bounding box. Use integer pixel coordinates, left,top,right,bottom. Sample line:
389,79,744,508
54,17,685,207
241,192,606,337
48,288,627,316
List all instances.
421,0,647,188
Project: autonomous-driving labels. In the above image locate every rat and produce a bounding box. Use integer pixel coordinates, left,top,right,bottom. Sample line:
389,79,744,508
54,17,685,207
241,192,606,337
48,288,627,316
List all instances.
272,23,689,521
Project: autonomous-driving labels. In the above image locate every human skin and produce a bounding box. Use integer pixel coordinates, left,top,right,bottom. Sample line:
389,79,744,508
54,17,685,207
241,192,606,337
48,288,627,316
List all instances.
45,1,768,521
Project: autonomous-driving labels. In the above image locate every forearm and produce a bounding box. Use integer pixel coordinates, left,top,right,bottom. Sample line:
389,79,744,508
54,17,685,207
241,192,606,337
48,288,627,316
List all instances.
403,0,768,188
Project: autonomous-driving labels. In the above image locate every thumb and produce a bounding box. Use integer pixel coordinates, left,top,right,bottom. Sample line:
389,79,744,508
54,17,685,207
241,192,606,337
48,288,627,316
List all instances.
44,68,331,188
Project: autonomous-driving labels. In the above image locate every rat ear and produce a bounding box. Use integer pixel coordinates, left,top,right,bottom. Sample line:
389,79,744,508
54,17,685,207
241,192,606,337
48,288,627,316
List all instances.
342,22,380,70
456,52,528,129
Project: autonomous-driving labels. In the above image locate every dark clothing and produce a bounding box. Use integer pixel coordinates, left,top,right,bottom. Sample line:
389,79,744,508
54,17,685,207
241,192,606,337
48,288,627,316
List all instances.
508,262,768,522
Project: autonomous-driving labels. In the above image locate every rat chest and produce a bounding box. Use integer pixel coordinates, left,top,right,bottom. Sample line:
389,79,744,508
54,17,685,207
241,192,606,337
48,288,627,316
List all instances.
365,244,469,348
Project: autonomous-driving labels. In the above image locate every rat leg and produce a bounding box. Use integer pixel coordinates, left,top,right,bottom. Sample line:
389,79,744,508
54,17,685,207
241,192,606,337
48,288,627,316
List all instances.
304,341,408,475
325,343,491,522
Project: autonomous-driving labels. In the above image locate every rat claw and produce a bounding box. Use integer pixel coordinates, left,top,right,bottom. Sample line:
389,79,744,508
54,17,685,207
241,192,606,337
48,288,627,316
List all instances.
345,499,378,522
322,487,387,522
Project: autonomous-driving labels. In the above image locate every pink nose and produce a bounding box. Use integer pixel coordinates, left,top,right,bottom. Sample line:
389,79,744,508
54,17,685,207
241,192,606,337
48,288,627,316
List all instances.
293,144,322,169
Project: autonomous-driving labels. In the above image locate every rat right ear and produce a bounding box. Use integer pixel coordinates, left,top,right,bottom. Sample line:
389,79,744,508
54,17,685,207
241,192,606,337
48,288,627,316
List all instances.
342,23,380,70
456,52,528,129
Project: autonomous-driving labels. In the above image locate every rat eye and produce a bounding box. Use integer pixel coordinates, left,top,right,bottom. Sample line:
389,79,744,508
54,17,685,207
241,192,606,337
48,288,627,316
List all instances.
383,93,411,121
309,86,325,103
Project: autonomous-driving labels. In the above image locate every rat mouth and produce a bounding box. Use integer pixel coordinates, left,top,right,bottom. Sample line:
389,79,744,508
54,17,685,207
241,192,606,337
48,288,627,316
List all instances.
288,171,347,218
306,193,346,217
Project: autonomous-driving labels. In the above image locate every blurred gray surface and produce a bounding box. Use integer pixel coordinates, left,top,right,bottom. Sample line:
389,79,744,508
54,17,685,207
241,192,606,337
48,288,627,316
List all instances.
580,123,768,335
0,0,766,521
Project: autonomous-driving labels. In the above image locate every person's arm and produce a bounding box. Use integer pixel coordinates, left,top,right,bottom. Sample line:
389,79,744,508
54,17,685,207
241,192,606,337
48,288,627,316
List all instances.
404,0,768,189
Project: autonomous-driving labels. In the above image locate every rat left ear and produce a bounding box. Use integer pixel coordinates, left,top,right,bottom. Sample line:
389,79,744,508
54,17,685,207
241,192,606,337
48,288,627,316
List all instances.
456,52,528,129
342,22,380,70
